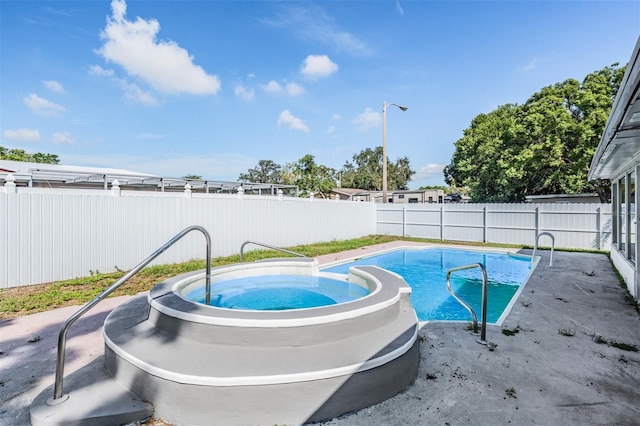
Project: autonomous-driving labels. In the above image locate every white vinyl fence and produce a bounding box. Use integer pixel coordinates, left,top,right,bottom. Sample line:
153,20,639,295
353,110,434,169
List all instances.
1,183,613,290
377,203,612,250
0,187,376,289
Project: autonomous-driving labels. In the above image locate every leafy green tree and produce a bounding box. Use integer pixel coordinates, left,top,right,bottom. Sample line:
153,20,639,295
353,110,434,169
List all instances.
340,146,414,191
445,64,625,202
238,160,283,183
287,154,337,198
182,174,202,180
0,146,60,164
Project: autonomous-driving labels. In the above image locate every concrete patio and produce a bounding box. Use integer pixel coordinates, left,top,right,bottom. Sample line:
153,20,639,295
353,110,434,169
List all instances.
1,246,639,425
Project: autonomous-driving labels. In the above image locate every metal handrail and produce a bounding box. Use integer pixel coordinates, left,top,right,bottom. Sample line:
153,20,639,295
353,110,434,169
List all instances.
446,263,488,345
239,240,306,262
49,225,211,404
532,231,555,267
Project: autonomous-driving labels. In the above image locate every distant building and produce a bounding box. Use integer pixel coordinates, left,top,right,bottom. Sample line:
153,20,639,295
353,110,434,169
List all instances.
331,188,446,203
392,189,444,204
330,188,379,202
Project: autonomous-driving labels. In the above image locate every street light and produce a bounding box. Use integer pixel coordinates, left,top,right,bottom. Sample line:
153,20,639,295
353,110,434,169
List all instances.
382,101,408,203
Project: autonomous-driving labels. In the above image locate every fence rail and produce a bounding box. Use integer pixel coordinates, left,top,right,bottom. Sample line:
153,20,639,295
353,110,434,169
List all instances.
376,203,612,251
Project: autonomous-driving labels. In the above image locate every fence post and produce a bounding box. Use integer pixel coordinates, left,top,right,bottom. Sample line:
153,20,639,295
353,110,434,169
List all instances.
111,179,121,197
596,206,601,250
483,206,487,243
440,204,445,241
402,205,406,237
3,173,16,193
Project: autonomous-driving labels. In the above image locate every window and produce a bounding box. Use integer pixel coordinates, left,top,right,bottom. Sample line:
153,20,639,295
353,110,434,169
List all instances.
428,196,434,203
409,198,418,203
398,194,405,199
620,176,626,254
612,181,618,246
631,171,636,263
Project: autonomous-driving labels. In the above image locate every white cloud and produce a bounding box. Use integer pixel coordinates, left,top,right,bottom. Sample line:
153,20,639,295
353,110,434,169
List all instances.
332,114,341,121
23,93,66,116
301,55,338,80
97,0,220,95
89,64,159,106
262,80,283,93
120,81,160,106
43,80,64,93
278,109,309,133
261,80,303,97
234,84,255,101
285,82,304,96
518,57,538,72
2,128,42,142
415,163,446,178
52,131,75,145
396,1,404,16
352,107,380,132
326,125,336,134
264,4,369,55
89,64,115,77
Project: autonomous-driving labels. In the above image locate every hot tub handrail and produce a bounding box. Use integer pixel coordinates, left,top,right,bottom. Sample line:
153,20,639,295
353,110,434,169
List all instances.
50,225,211,403
239,240,306,262
446,263,488,345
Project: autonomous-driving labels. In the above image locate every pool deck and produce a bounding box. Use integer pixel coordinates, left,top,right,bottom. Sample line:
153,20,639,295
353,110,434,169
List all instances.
2,243,640,425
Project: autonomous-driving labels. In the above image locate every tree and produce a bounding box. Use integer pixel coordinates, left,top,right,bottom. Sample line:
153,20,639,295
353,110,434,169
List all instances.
287,154,337,198
445,64,625,202
238,160,283,183
182,174,202,180
340,146,414,191
0,146,60,164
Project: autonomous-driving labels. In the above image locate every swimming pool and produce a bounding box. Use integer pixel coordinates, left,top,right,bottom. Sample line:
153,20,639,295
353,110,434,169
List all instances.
322,247,533,324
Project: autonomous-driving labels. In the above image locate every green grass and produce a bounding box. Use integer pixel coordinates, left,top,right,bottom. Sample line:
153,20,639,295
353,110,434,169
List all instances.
0,235,423,320
593,334,639,352
0,234,602,321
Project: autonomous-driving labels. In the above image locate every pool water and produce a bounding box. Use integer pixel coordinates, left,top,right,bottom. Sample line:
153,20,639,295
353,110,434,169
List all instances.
322,248,532,323
184,275,370,310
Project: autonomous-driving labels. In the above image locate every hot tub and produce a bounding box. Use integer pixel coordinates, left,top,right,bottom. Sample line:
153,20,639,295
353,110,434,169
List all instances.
101,257,420,425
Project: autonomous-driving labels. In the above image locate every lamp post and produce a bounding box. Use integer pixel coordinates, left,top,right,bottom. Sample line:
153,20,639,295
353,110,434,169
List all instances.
382,101,408,203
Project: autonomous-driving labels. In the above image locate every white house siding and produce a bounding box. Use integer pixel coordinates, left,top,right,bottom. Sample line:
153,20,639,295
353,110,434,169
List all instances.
610,247,636,298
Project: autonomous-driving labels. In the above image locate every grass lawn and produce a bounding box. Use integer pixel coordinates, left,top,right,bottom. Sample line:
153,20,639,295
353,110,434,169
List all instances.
0,234,546,321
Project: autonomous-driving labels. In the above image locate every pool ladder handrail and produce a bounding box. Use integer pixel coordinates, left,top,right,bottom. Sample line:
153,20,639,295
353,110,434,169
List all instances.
239,240,306,262
49,225,212,404
532,231,554,267
446,263,488,345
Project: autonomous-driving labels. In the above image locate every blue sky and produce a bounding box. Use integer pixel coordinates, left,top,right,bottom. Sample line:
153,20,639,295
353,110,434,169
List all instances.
1,1,639,188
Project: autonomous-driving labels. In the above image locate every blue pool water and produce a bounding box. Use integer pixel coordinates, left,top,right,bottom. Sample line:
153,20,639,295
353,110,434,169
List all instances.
322,248,532,323
185,275,370,310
